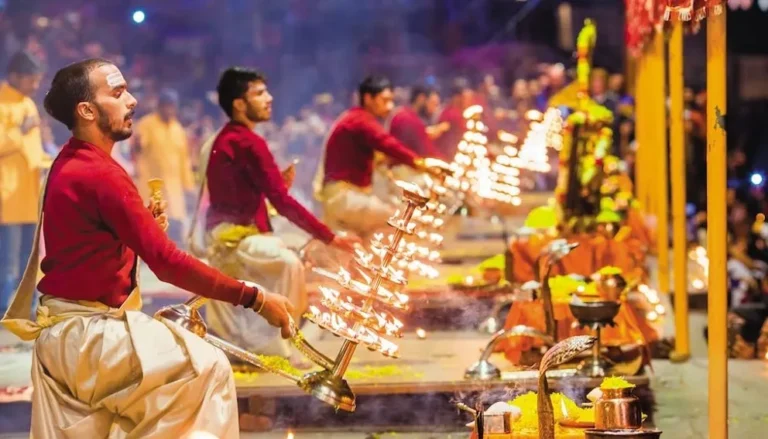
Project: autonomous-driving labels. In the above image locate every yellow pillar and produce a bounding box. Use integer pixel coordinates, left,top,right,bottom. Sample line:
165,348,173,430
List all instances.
634,54,648,211
669,20,690,361
706,10,728,439
649,30,670,294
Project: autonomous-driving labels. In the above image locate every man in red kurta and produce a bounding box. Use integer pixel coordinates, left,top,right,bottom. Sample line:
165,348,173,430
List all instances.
435,79,475,160
200,67,359,368
313,76,435,237
389,86,444,158
0,59,295,438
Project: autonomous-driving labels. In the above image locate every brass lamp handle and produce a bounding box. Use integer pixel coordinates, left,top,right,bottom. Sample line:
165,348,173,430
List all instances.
181,294,334,370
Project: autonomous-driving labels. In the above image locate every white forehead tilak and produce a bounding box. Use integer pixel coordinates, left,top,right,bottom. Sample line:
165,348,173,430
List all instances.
106,71,125,88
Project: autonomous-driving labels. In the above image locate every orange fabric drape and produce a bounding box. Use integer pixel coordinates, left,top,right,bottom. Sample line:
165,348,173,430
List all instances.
497,299,658,364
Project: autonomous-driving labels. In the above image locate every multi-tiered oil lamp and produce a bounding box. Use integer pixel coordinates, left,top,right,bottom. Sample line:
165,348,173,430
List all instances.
155,181,431,412
303,181,430,410
377,160,456,280
456,105,524,207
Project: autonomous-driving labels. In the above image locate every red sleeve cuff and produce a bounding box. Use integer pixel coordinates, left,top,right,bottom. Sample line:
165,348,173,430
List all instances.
239,286,259,308
318,228,336,245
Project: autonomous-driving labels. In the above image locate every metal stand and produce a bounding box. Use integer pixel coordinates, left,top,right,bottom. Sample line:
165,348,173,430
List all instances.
465,325,553,380
577,324,612,377
569,300,621,377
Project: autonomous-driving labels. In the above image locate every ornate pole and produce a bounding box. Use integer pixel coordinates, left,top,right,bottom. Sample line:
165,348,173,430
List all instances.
706,8,728,439
669,19,690,361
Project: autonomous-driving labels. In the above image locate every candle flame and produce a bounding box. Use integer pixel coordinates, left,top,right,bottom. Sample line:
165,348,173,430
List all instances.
559,396,570,418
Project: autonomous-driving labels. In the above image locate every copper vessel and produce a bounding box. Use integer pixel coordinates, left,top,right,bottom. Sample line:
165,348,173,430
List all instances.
594,388,642,430
482,412,512,434
585,429,662,439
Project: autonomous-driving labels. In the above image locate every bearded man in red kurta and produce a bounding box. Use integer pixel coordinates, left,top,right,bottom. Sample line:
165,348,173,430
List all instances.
200,67,359,368
0,59,296,438
313,76,436,238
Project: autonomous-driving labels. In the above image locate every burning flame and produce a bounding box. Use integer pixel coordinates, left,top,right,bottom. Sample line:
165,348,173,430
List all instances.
462,104,483,119
388,214,418,233
690,246,709,273
636,284,665,320
319,266,410,309
304,312,401,357
306,177,450,361
559,396,570,418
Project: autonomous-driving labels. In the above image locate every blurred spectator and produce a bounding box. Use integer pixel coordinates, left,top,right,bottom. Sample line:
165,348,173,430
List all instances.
0,51,45,317
134,88,195,246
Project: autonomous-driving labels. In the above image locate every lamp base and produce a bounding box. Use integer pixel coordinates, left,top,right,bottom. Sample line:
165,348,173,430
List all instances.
300,370,356,412
464,359,502,380
577,355,612,377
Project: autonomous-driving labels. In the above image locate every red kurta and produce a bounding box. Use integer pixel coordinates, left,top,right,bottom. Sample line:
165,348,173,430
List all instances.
323,107,419,188
389,107,439,159
435,105,465,159
39,138,255,308
207,122,334,243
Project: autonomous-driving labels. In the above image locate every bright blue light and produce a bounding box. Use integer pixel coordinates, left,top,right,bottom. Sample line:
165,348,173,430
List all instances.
132,10,145,24
751,173,763,186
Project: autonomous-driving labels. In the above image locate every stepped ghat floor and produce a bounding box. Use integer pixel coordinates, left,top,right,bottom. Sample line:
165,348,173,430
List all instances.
2,192,767,438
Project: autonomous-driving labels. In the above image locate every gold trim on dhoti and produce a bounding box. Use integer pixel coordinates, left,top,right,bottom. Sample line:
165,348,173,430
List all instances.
3,288,143,341
320,180,373,200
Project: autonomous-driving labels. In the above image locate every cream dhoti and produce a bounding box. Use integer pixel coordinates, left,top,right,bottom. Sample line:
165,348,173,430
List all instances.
390,164,429,185
319,181,394,240
13,289,239,439
205,225,306,357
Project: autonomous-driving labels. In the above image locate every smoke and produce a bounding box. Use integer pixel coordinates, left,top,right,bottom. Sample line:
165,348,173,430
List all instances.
270,393,474,432
453,378,533,410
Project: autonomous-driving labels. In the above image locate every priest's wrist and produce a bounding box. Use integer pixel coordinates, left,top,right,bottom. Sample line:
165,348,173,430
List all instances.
242,286,265,313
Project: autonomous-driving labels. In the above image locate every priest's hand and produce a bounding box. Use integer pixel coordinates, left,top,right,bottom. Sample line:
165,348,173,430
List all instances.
330,233,362,254
282,162,296,189
426,121,450,139
255,291,296,339
415,157,451,177
147,198,169,232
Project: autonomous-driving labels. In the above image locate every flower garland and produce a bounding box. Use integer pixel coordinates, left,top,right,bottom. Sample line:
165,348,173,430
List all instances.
625,0,667,57
664,0,726,22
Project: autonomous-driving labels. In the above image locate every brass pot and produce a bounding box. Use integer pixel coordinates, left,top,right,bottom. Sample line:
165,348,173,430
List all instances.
594,388,642,430
481,412,512,435
585,429,662,439
569,300,621,326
